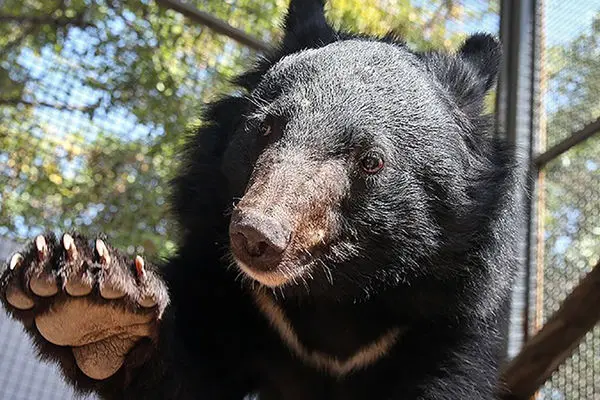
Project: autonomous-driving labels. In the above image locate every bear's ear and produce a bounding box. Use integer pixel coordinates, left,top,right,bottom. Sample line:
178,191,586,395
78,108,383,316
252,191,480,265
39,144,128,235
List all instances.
420,33,502,118
281,0,336,51
457,33,502,93
234,0,336,90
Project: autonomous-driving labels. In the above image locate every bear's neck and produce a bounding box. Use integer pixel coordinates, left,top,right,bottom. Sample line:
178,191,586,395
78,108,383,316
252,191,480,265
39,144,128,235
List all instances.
251,288,404,376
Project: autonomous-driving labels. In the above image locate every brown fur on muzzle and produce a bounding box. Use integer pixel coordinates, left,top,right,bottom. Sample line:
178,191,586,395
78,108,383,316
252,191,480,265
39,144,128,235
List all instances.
229,154,348,287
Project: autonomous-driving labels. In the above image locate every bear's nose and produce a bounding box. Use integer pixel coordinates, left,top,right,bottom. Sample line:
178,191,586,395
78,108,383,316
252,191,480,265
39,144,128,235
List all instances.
229,210,291,271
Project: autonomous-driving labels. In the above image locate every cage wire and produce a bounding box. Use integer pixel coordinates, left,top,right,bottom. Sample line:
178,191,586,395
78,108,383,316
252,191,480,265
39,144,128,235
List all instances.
533,0,600,399
0,1,257,398
0,0,596,399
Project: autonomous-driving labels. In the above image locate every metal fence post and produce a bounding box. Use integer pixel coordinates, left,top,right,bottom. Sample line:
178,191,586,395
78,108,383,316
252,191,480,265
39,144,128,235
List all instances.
496,0,542,358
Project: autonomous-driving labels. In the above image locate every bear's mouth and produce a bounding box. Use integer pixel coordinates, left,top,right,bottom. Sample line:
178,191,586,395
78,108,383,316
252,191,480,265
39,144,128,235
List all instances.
232,256,313,287
228,199,335,287
229,229,323,288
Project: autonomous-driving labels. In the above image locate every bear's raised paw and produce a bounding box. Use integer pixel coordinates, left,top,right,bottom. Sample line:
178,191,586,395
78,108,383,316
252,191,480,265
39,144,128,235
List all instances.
0,232,169,380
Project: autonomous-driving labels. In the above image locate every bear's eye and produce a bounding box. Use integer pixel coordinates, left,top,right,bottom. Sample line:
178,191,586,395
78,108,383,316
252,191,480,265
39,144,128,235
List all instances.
260,120,272,136
259,116,279,137
360,153,384,174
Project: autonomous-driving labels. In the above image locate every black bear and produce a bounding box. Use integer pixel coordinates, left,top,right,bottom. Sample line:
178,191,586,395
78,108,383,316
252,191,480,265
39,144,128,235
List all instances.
0,0,524,399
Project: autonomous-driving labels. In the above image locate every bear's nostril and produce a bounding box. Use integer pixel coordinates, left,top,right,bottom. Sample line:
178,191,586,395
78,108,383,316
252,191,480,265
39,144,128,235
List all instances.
247,240,269,258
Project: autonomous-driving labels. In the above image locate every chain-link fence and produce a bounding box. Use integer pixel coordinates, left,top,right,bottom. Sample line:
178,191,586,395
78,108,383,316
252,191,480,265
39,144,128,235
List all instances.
0,0,598,399
532,0,600,399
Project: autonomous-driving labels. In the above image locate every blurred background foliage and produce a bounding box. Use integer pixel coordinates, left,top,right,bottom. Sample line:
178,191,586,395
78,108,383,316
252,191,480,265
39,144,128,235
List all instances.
543,12,600,274
537,6,599,398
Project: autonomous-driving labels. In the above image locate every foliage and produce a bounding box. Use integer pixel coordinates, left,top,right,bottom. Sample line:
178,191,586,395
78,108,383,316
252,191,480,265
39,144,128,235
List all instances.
542,12,600,286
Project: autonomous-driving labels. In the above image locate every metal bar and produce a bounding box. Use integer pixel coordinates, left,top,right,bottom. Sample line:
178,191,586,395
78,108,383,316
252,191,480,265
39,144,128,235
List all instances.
532,0,547,341
534,118,600,167
496,0,520,358
496,0,520,144
530,0,545,343
497,0,540,359
155,0,271,53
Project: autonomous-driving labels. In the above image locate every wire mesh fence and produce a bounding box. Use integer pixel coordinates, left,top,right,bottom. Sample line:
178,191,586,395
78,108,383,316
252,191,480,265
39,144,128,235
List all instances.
0,0,258,259
532,0,600,399
541,1,600,149
537,137,600,400
0,0,597,399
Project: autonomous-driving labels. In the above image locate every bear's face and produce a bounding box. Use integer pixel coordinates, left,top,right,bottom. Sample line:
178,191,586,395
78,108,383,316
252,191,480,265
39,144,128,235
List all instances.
224,39,499,298
182,1,519,306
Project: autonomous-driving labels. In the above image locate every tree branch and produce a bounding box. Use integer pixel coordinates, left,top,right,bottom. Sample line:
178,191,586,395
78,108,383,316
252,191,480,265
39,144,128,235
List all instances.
0,26,36,58
0,97,101,114
0,13,95,28
500,259,600,399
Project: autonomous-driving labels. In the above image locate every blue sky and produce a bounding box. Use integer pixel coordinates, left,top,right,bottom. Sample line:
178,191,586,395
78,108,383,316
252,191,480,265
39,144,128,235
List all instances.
545,0,599,46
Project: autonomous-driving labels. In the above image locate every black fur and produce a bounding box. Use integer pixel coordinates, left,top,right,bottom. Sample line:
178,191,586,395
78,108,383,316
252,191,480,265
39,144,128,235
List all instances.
1,1,524,399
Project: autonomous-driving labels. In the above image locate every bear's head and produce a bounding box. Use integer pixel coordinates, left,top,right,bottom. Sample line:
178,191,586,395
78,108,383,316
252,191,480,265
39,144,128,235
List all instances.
177,0,522,316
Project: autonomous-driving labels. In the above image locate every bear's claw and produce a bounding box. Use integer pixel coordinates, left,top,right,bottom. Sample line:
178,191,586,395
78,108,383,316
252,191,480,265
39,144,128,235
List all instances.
9,253,22,270
63,233,78,260
35,235,47,260
6,253,34,310
95,238,111,265
135,255,145,277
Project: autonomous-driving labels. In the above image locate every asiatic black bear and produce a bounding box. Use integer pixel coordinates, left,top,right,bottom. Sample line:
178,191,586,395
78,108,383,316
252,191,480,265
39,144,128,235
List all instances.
1,1,523,399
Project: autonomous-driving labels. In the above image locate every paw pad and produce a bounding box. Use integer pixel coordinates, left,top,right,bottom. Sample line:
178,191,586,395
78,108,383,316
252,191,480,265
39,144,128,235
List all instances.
30,274,59,297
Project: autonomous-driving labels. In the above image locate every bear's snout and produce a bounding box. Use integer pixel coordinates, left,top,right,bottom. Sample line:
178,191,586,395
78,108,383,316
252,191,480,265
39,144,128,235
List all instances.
229,209,292,272
228,156,349,286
